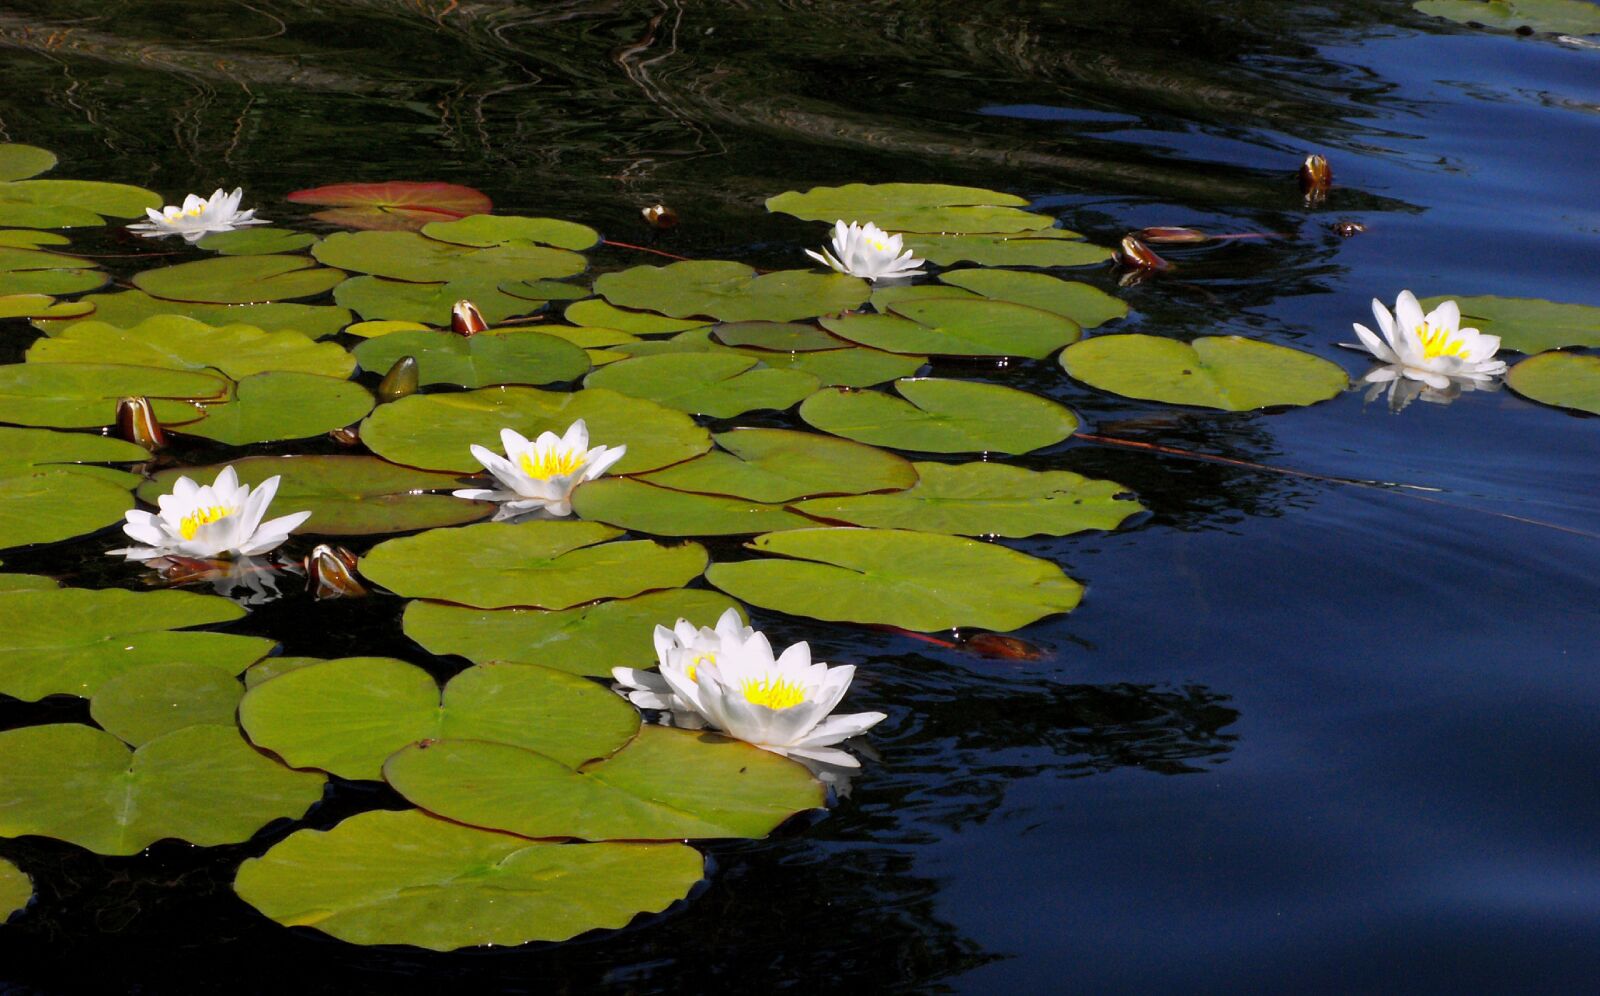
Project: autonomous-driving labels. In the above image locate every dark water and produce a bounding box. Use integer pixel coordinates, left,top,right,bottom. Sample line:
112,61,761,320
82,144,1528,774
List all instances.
2,0,1599,991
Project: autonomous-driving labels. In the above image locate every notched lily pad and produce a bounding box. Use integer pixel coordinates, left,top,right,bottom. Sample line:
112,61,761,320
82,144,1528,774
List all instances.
595,261,868,323
422,214,601,251
334,274,551,327
0,179,162,229
197,228,317,256
314,231,586,284
180,372,374,446
638,427,915,502
0,145,57,183
0,245,106,297
938,269,1128,328
821,297,1080,359
1505,352,1600,414
571,478,813,536
564,299,709,335
286,181,491,230
354,329,590,388
902,230,1113,268
31,290,353,340
800,378,1078,454
28,316,355,380
584,352,818,417
0,362,227,429
766,182,1049,233
133,254,346,305
89,661,245,747
1061,334,1348,410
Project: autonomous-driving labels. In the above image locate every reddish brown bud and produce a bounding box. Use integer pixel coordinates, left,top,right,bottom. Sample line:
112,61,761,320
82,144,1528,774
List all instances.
963,633,1046,661
642,203,679,230
329,426,361,446
305,544,367,599
1300,154,1332,203
115,396,165,451
451,300,488,336
1115,235,1173,272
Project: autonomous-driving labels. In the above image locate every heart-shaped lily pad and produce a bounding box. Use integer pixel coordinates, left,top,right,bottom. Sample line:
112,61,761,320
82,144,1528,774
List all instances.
638,427,915,502
334,274,551,326
766,182,1049,233
0,179,162,229
314,231,586,284
1506,352,1600,414
595,261,868,322
1419,295,1600,354
0,293,91,320
0,857,28,919
571,478,813,536
800,379,1078,454
133,254,346,305
234,808,702,950
0,586,274,700
711,322,849,351
0,230,69,248
197,228,317,256
385,725,824,841
89,661,244,747
31,290,353,339
793,461,1143,537
583,353,818,417
180,372,374,446
0,426,148,550
902,230,1113,267
1414,0,1600,33
0,245,106,297
354,329,590,388
1061,334,1348,410
707,527,1083,632
938,269,1128,328
28,316,355,380
0,723,323,855
403,588,744,676
422,214,601,251
821,297,1080,358
0,144,56,183
360,521,707,609
564,299,710,335
286,181,492,230
622,328,925,388
240,658,640,781
0,363,226,429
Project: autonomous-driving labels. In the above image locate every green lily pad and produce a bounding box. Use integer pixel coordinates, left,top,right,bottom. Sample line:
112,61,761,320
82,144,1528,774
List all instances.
564,299,710,335
333,274,550,326
180,372,373,446
766,182,1048,233
0,425,148,474
422,214,601,251
711,321,849,351
89,661,244,747
0,572,58,592
360,521,707,610
234,808,703,950
1506,352,1600,414
0,293,93,320
595,261,869,323
901,230,1114,268
0,469,134,551
583,353,818,417
1061,334,1348,410
1420,295,1600,354
0,723,324,855
0,363,226,429
938,269,1128,328
621,327,924,388
31,290,353,339
360,386,710,474
821,297,1080,358
0,179,162,229
196,228,317,256
240,658,640,781
0,230,69,248
402,589,744,676
800,378,1078,454
133,254,346,305
140,455,487,536
794,461,1143,537
638,427,915,502
0,857,29,919
571,478,813,536
28,316,356,380
353,329,591,388
384,725,824,842
0,245,106,297
708,527,1082,632
313,231,587,284
0,145,56,183
1415,0,1600,33
344,320,430,339
0,586,275,700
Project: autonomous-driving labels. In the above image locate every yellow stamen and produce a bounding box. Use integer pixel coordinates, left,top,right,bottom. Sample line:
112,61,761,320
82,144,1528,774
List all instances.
687,652,716,683
179,505,233,540
739,676,807,710
867,239,886,252
518,447,585,481
1415,323,1469,361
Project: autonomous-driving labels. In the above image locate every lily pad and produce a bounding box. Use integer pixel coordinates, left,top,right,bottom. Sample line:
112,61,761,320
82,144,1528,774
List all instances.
711,321,848,351
0,230,69,248
0,573,58,592
333,275,550,326
901,230,1114,268
360,386,710,474
938,269,1128,328
621,328,924,388
384,725,824,841
197,228,317,256
28,316,356,380
1061,334,1348,410
89,661,244,747
353,329,590,388
638,427,915,502
402,589,744,676
0,245,105,297
583,353,818,417
766,182,1048,233
234,808,702,950
0,145,56,183
571,478,813,536
0,857,29,919
359,521,707,610
708,527,1083,632
0,179,162,229
794,461,1143,537
0,586,274,700
800,378,1078,454
821,297,1080,358
1506,352,1600,414
1415,0,1600,33
286,181,491,230
344,319,430,339
0,723,323,855
180,372,374,446
133,255,346,305
0,363,227,429
422,214,601,251
595,261,868,322
0,293,93,320
240,658,639,781
0,426,148,549
1420,295,1600,354
0,425,148,474
564,299,709,335
313,231,586,284
31,290,353,339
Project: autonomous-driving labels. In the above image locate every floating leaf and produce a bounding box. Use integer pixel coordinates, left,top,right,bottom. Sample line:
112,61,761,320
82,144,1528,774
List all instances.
181,372,374,446
240,658,639,781
1061,334,1347,410
0,572,57,592
638,427,915,502
0,293,92,320
571,478,813,536
422,214,601,251
344,319,430,339
1420,295,1600,354
31,290,353,340
360,521,707,609
938,269,1128,328
708,527,1082,632
1414,0,1600,33
0,857,28,919
623,328,924,388
29,316,355,379
766,182,1048,233
800,378,1078,454
333,274,549,326
0,245,106,297
89,661,244,747
794,462,1143,537
197,227,317,256
584,353,818,417
0,723,323,855
286,181,492,230
385,725,824,841
564,299,709,335
711,321,849,352
234,809,702,950
0,425,148,474
313,231,585,284
901,230,1113,267
133,255,346,305
0,363,226,429
0,179,162,229
0,427,147,550
361,386,710,474
821,297,1079,358
403,589,743,676
596,261,868,322
1506,352,1600,414
353,329,590,388
0,144,56,183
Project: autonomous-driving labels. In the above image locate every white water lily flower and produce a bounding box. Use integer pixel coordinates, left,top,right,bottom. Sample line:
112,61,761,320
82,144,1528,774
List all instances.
1360,362,1501,412
1344,290,1505,389
127,187,268,242
613,608,757,727
110,466,310,561
452,419,626,519
806,219,925,282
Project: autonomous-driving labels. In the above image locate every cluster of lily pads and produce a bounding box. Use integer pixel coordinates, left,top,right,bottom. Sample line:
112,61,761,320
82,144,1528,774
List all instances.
1,139,1598,950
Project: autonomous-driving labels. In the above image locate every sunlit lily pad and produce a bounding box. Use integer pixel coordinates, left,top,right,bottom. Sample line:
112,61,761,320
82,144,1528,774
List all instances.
353,329,590,388
902,230,1113,268
821,297,1080,358
360,521,707,609
286,180,492,230
0,857,29,919
571,478,813,536
584,353,818,417
89,661,244,747
564,299,709,335
596,261,868,322
197,227,317,256
140,455,488,536
1061,334,1347,410
638,427,915,502
385,725,824,841
0,723,323,855
333,275,550,326
711,321,847,351
344,319,430,339
181,372,374,446
0,145,56,183
234,808,702,950
31,290,353,340
360,386,710,474
0,293,93,320
422,214,601,251
133,255,346,305
1420,295,1600,354
0,179,162,229
767,182,1049,233
1415,0,1600,33
28,316,355,380
0,572,57,592
0,425,148,474
0,428,148,550
800,378,1078,454
1505,352,1600,414
938,269,1128,328
0,245,106,297
621,328,925,388
0,230,69,248
0,586,274,700
794,462,1143,537
707,527,1083,632
403,589,743,676
0,363,226,429
314,231,586,284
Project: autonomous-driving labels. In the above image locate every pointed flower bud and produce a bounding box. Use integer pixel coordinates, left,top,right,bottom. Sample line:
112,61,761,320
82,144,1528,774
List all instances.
115,396,166,451
378,355,419,403
305,544,367,599
451,300,488,336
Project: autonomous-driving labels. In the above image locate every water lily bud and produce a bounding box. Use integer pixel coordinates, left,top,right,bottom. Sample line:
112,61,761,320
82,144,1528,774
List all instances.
451,300,488,336
1300,154,1332,201
378,355,419,402
642,203,679,230
1135,226,1210,245
1114,235,1173,272
1332,220,1367,238
305,544,366,599
115,396,166,450
329,426,361,446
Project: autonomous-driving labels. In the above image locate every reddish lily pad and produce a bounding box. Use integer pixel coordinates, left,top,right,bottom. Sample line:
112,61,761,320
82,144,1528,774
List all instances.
286,181,492,231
